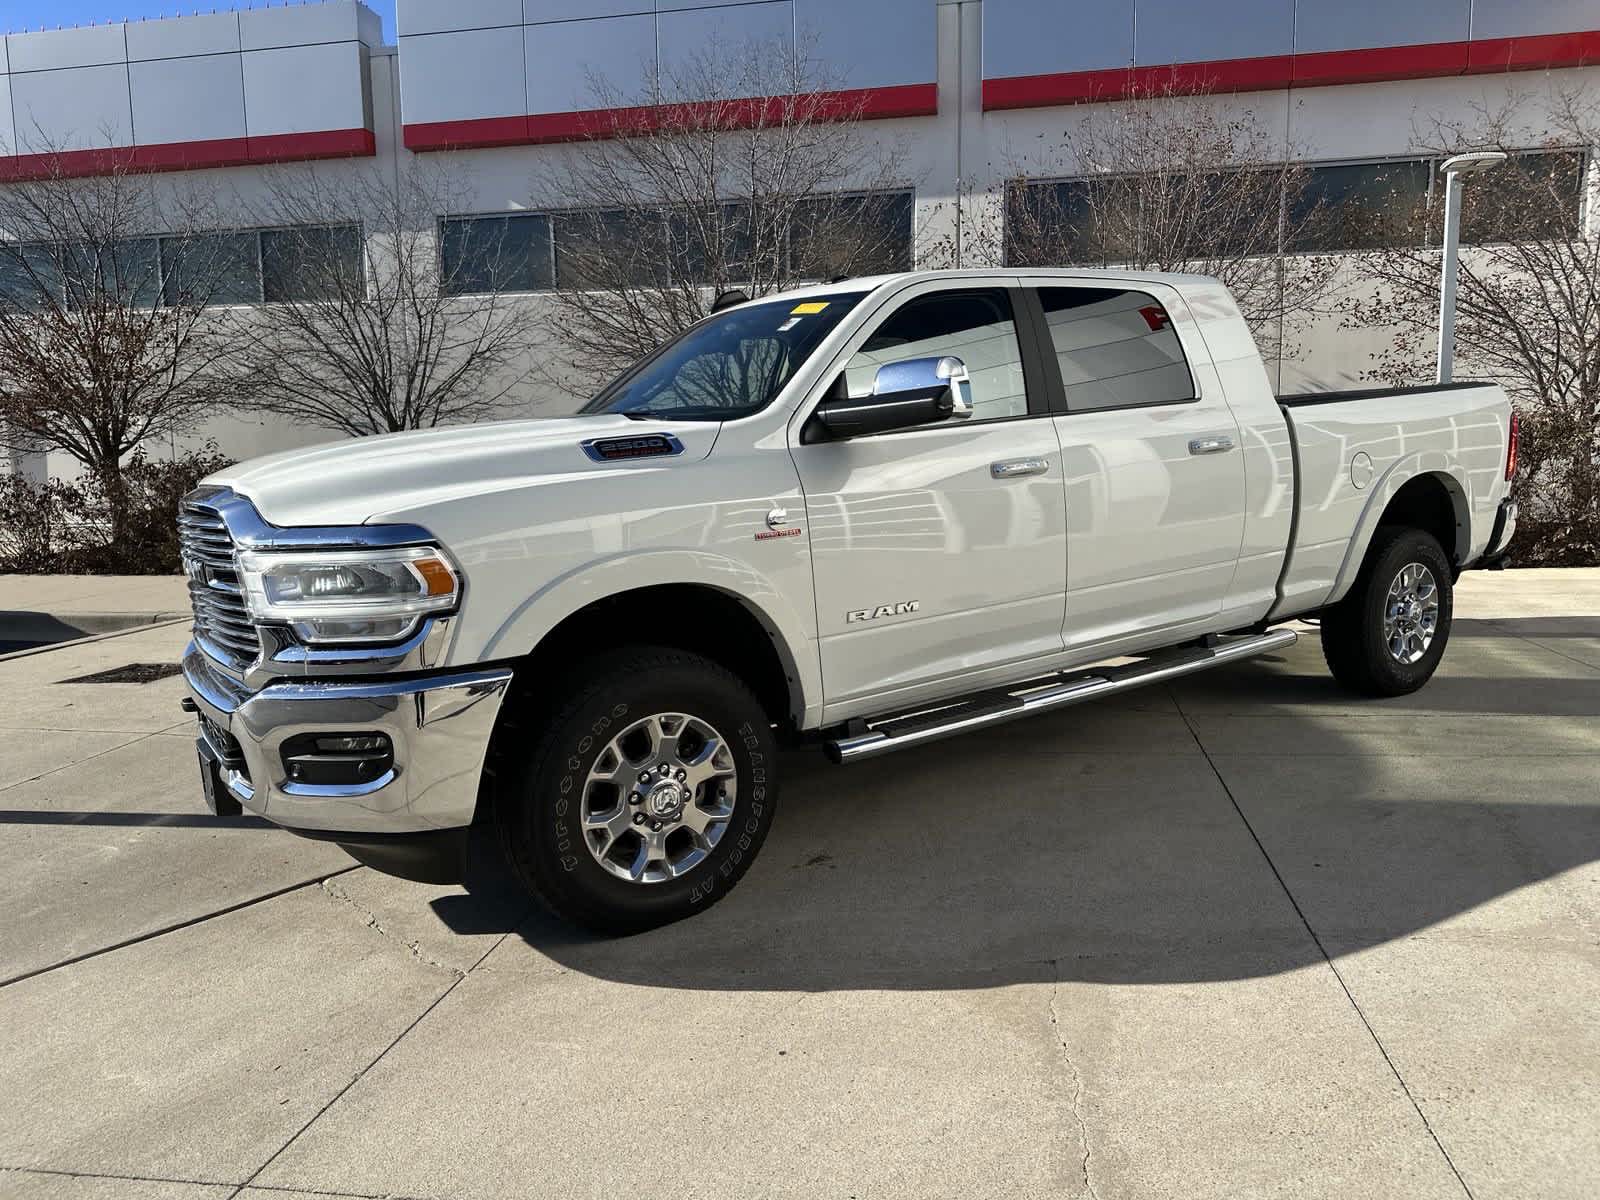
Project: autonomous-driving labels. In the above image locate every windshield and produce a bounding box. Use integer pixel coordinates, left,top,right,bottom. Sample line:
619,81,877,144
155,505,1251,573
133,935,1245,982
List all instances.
581,293,865,420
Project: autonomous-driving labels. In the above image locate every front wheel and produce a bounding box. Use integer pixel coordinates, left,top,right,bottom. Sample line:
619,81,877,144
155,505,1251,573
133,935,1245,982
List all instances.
1320,526,1454,696
493,646,779,934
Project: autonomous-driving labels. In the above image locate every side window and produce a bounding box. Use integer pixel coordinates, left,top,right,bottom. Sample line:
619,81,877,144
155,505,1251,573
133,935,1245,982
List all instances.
1038,287,1196,412
843,288,1029,424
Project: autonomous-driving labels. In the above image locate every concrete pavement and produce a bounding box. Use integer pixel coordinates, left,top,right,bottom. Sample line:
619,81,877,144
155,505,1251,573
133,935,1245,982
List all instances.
0,571,1597,1198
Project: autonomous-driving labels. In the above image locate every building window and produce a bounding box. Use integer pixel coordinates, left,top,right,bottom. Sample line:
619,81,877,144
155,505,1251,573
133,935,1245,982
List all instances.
261,226,365,303
1460,150,1586,245
0,224,362,311
1037,287,1195,413
440,213,553,296
1006,152,1589,260
440,190,916,295
1288,160,1433,252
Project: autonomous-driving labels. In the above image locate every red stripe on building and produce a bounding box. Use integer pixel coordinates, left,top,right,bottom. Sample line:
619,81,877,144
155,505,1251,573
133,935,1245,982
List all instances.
0,128,377,183
403,82,938,152
1465,29,1600,73
982,31,1600,111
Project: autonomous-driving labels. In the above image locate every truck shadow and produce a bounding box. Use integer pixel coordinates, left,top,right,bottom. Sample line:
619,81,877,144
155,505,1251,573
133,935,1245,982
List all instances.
434,626,1600,990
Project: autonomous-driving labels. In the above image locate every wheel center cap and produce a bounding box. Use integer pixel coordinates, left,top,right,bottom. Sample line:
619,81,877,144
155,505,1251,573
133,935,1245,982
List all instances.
645,780,687,821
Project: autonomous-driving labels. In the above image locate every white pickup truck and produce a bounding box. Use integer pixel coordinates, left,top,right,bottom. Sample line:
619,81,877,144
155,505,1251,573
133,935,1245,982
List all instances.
181,269,1518,932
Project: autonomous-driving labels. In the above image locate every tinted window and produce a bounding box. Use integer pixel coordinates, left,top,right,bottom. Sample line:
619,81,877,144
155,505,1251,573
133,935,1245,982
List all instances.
582,292,864,420
1289,160,1432,251
0,243,62,312
790,191,914,278
261,225,364,302
440,213,553,295
553,209,672,290
844,289,1029,424
161,233,262,306
1038,287,1195,412
64,238,161,310
1461,150,1586,244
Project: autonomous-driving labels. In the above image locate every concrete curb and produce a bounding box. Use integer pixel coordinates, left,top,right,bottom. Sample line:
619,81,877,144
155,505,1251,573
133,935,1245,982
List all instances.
0,612,191,663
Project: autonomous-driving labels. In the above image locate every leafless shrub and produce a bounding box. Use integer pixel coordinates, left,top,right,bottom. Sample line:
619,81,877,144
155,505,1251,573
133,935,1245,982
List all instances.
234,158,538,436
0,152,243,541
1341,88,1598,565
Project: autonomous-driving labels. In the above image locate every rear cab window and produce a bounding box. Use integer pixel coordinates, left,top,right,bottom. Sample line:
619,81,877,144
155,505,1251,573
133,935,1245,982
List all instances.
1037,287,1196,413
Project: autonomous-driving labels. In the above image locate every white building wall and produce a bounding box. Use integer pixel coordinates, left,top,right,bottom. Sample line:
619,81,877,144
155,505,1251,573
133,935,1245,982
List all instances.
0,0,1596,480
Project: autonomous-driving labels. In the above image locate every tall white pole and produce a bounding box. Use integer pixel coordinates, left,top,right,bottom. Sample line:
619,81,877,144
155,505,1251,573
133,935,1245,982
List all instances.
1436,169,1463,384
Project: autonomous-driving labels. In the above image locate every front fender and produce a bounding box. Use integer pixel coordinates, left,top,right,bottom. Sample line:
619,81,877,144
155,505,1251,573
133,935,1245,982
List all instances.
1326,454,1472,606
478,549,823,729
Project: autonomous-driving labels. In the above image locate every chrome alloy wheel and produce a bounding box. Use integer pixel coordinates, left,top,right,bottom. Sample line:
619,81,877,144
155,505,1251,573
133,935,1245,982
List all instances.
1383,562,1440,665
580,712,738,884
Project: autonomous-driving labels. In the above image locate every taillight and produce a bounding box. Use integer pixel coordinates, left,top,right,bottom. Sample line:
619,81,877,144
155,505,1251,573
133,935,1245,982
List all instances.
1506,410,1519,481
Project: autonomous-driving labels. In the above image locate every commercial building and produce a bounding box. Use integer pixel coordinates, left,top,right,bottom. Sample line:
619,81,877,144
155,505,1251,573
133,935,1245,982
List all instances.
2,0,1596,478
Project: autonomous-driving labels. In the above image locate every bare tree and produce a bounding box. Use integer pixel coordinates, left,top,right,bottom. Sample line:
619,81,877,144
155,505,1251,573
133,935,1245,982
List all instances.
998,87,1342,364
534,37,914,381
234,159,537,436
1342,89,1599,565
0,155,242,541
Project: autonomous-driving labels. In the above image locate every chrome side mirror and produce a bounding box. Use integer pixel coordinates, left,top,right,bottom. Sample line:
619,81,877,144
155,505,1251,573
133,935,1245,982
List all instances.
803,355,974,443
870,355,973,418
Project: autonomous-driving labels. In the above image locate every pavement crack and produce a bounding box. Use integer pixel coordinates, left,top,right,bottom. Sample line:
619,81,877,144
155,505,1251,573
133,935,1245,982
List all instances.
1047,960,1101,1200
318,877,465,979
1172,686,1478,1200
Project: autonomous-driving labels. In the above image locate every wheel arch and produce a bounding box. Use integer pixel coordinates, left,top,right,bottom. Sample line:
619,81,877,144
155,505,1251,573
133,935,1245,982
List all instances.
1327,460,1471,606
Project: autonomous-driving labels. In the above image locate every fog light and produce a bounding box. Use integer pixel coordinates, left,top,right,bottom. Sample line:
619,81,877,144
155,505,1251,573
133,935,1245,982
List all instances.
281,732,394,788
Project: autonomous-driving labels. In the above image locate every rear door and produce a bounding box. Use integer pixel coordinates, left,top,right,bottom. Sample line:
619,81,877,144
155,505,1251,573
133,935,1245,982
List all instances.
789,283,1068,717
1029,281,1246,653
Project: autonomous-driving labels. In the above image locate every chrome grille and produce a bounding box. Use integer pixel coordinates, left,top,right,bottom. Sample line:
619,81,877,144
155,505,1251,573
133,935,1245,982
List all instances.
178,500,260,669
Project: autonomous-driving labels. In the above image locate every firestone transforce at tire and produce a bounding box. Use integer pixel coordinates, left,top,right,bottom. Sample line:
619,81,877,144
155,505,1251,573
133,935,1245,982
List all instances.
1320,526,1454,697
493,646,778,935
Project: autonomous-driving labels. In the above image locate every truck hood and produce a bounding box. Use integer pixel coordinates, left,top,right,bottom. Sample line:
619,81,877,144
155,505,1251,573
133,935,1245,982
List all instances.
209,415,720,528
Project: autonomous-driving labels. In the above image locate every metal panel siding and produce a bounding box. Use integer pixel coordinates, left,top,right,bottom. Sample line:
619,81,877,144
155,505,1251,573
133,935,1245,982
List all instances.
1135,0,1293,65
125,11,241,61
240,2,370,52
0,35,9,75
657,2,797,95
398,0,524,36
6,24,128,72
526,1,652,19
524,15,657,114
11,63,135,152
1293,0,1470,54
796,0,936,89
657,0,770,10
401,28,528,124
130,54,248,146
0,71,15,157
984,0,1134,80
243,43,368,137
1470,0,1598,40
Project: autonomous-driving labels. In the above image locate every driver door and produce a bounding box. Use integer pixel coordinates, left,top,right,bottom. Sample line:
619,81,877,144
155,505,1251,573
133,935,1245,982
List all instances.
789,284,1068,720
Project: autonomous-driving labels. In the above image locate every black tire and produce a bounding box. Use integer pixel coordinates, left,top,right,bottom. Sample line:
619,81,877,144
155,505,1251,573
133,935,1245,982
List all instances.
492,645,778,935
1320,526,1454,696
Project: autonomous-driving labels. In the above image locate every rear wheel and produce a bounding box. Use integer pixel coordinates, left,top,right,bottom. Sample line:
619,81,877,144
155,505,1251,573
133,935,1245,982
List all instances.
493,646,778,934
1320,526,1454,696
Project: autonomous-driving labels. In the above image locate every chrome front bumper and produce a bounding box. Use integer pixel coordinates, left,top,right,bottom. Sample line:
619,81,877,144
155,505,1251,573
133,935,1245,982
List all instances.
183,641,513,835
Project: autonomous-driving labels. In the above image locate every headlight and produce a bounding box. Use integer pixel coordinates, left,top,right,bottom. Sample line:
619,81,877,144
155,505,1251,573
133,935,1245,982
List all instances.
236,544,461,644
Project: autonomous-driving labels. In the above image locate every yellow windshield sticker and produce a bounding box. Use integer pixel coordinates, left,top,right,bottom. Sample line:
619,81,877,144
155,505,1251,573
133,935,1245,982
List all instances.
790,301,830,315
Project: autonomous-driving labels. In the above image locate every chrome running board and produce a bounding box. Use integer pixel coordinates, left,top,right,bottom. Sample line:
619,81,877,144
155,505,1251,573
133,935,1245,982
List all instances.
825,628,1298,764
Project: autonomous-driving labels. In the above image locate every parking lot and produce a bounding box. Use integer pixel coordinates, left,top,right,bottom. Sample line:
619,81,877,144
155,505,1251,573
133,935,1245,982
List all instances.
1,569,1596,1199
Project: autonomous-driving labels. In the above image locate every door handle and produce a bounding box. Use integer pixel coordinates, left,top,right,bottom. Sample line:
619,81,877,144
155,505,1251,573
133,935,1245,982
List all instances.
991,458,1050,479
1188,436,1235,455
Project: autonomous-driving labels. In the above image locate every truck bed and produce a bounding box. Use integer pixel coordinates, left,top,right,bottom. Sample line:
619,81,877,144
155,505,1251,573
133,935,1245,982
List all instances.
1271,381,1512,620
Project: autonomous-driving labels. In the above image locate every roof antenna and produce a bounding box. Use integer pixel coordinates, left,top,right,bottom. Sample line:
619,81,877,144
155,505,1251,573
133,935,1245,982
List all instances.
710,289,749,313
